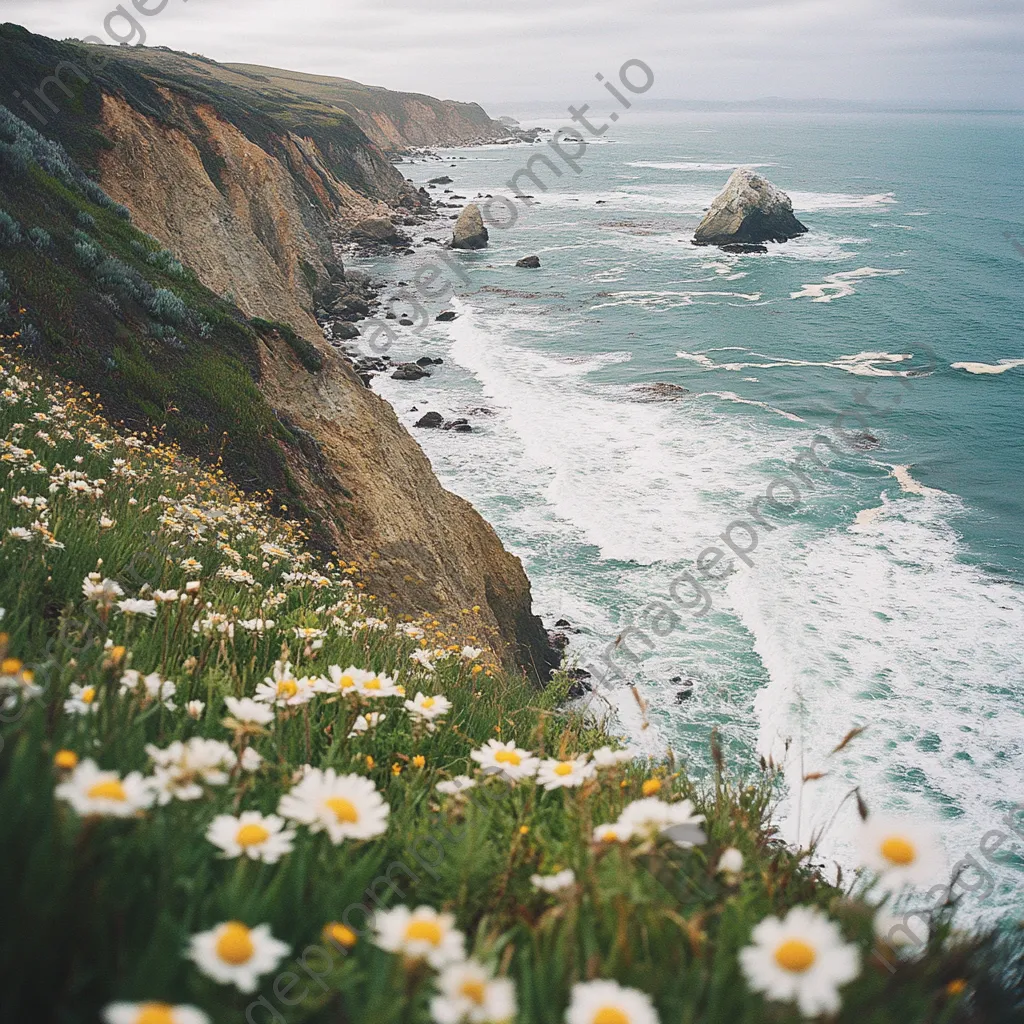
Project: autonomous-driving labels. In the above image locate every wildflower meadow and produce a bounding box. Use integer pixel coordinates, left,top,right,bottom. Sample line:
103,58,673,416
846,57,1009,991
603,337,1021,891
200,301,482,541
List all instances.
0,355,1015,1022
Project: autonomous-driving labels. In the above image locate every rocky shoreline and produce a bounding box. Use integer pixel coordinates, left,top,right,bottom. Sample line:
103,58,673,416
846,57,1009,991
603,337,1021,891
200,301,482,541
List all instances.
312,138,591,684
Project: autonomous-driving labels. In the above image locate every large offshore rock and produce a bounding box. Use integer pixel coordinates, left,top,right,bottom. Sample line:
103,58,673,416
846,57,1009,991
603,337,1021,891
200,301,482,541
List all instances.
693,169,808,247
451,203,489,249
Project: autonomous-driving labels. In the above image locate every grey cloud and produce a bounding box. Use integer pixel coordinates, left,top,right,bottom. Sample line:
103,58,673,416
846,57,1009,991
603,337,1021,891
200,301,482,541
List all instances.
0,0,1021,105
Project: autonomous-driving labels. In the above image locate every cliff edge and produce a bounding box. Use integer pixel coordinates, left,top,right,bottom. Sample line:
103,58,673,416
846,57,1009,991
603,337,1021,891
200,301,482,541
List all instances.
0,25,555,678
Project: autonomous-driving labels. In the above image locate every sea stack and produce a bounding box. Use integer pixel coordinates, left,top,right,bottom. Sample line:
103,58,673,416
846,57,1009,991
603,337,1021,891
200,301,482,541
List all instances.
451,203,489,249
693,169,808,249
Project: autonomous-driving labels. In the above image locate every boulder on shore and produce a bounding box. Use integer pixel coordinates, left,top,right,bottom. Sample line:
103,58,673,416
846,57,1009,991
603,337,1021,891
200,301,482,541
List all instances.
415,412,444,428
693,169,807,248
352,216,410,246
451,204,489,249
516,255,541,268
392,363,431,381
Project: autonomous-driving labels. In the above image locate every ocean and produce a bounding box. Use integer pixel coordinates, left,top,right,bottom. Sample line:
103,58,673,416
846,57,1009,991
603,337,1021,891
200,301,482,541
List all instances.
355,108,1024,925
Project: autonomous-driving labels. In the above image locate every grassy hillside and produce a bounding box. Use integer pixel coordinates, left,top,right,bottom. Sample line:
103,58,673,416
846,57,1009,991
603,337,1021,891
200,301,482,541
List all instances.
0,99,333,531
0,357,1018,1023
0,24,404,202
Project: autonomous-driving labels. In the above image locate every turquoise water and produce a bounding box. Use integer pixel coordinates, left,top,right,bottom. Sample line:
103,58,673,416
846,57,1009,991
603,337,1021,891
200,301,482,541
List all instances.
359,110,1024,923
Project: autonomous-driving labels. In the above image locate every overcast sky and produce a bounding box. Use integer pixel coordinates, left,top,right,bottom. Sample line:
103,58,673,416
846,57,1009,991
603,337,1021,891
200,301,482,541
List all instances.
3,0,1023,108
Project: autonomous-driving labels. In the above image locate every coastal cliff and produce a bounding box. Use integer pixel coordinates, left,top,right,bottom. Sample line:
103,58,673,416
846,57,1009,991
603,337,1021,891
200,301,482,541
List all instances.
0,25,554,678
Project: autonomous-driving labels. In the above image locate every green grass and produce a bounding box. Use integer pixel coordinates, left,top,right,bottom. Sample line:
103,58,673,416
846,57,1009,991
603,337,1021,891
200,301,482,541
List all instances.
0,356,1014,1024
0,102,325,534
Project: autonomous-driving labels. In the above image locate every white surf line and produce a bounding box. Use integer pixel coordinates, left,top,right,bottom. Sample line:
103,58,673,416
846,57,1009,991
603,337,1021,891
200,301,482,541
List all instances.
951,358,1024,375
676,349,916,377
790,267,906,303
891,464,943,497
696,391,806,423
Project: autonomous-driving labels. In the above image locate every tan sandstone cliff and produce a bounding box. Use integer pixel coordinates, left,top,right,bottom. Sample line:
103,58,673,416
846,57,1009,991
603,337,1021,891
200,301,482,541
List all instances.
92,81,553,678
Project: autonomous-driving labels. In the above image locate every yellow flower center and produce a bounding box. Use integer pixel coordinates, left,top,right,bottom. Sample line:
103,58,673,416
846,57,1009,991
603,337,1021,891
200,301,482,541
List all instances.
54,749,78,769
216,921,255,965
323,922,358,948
774,938,817,973
880,836,916,865
363,678,381,690
601,831,618,843
1,657,22,674
236,824,270,847
325,797,359,823
277,680,298,698
135,1004,176,1024
422,697,435,708
593,1008,630,1024
87,779,126,802
494,750,521,766
554,762,573,776
642,778,662,796
459,980,487,1005
81,687,97,704
339,675,355,689
405,920,443,946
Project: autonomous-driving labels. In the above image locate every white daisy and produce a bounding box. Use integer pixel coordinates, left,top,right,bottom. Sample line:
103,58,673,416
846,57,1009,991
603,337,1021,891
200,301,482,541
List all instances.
146,738,235,803
239,747,263,773
470,739,539,783
460,646,483,661
255,661,316,707
436,776,477,796
82,575,124,605
717,847,745,878
186,700,206,719
223,696,274,727
536,755,596,791
277,768,389,843
593,822,633,844
313,664,369,696
187,921,289,993
566,979,660,1024
530,869,576,893
356,670,402,698
55,759,154,817
372,905,465,968
119,670,176,709
430,959,517,1024
102,1002,210,1024
856,816,944,892
117,598,158,618
64,682,100,715
739,906,860,1018
207,811,295,863
404,691,452,723
616,797,706,847
409,648,436,672
592,746,636,768
348,712,387,737
0,657,41,704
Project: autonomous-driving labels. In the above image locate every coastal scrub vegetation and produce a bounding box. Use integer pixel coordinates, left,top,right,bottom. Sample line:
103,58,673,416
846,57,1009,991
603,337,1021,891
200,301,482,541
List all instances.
0,359,1019,1023
0,100,324,530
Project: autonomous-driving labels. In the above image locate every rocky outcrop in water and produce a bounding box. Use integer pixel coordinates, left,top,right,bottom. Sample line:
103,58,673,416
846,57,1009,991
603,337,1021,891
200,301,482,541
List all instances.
451,204,489,249
693,169,808,248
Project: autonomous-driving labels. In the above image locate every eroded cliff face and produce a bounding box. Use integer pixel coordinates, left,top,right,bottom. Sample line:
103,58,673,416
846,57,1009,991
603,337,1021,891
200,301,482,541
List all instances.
95,88,555,679
97,90,382,335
